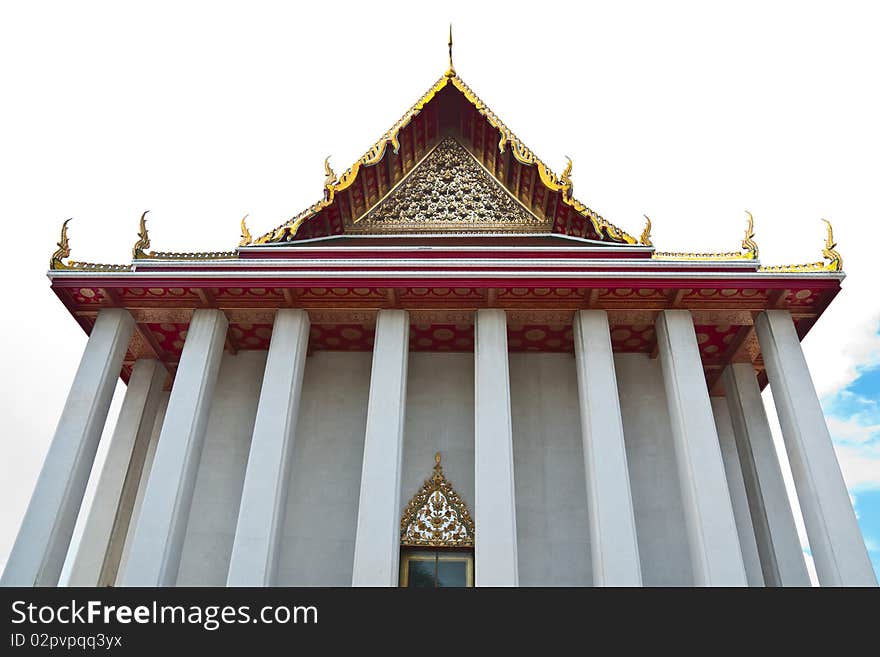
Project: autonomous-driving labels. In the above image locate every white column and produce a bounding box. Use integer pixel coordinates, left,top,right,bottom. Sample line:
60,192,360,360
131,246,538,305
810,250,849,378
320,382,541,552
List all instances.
655,310,748,586
756,310,877,586
120,309,227,586
227,309,310,586
1,308,133,587
67,358,167,587
474,309,518,586
573,310,642,586
351,310,410,586
722,362,811,586
711,397,765,587
118,392,169,579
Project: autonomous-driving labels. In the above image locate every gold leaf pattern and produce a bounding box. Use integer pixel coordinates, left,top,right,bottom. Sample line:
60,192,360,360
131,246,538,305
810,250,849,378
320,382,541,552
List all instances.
400,453,474,548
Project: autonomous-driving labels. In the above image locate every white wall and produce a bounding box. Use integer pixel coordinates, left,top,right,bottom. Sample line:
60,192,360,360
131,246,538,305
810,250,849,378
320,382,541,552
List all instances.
510,353,592,586
176,351,266,585
116,348,712,587
400,353,475,518
615,353,693,585
276,351,372,586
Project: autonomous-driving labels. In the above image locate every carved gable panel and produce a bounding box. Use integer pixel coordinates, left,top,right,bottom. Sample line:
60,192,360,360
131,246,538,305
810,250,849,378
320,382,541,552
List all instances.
348,136,551,234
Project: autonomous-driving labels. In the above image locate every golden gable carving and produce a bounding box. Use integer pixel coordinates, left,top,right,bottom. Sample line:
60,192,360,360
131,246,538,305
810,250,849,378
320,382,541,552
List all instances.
400,453,474,548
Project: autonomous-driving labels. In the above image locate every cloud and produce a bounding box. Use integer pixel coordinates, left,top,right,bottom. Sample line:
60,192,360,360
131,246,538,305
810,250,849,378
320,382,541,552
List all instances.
826,416,880,446
819,362,880,492
832,443,880,493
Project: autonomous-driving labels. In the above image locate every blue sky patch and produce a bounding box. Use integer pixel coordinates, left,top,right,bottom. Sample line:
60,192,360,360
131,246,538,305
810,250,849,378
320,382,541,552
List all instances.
822,361,880,581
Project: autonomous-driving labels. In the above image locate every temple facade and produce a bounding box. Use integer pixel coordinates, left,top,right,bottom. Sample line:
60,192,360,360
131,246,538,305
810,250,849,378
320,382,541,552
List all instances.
2,42,876,588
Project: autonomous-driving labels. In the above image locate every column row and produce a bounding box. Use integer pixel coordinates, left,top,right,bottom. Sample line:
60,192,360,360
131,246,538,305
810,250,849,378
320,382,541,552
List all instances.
3,306,874,587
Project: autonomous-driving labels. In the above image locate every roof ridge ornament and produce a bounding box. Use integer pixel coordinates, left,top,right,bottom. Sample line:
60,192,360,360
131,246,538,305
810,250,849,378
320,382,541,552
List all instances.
48,218,132,272
741,210,758,259
640,215,653,247
133,210,152,259
400,452,474,548
49,218,72,269
757,219,844,273
323,156,337,196
239,214,252,246
653,210,759,261
446,24,455,77
821,218,842,271
560,156,573,200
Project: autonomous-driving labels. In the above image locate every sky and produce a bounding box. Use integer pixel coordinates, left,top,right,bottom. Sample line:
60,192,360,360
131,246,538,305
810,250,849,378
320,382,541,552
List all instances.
0,0,878,583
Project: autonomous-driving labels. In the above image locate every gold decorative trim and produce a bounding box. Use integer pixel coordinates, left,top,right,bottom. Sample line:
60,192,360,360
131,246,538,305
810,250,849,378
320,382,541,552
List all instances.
143,250,238,260
447,74,636,244
741,211,759,259
351,136,550,233
49,218,132,272
653,211,758,261
821,218,842,271
130,210,238,260
239,214,252,247
132,211,151,259
640,215,653,247
446,24,455,77
253,67,638,245
50,218,72,269
400,453,474,548
323,157,337,191
757,218,843,273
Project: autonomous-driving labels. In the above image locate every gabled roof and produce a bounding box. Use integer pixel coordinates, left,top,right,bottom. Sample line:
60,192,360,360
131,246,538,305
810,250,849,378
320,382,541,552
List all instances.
46,39,844,275
251,69,639,245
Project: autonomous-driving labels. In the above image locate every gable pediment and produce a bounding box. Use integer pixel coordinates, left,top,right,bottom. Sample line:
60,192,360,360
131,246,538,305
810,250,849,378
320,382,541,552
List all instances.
347,136,551,234
252,70,638,245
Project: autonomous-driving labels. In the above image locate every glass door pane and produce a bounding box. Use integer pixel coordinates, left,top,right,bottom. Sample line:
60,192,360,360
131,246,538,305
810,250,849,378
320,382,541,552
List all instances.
436,559,468,587
407,558,436,588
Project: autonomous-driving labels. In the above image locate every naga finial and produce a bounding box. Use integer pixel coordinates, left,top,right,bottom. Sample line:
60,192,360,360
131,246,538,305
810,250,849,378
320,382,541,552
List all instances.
432,451,443,480
821,218,843,271
239,214,252,247
741,210,758,259
561,156,573,198
50,218,72,269
132,210,151,259
640,215,653,247
324,156,337,189
446,24,455,76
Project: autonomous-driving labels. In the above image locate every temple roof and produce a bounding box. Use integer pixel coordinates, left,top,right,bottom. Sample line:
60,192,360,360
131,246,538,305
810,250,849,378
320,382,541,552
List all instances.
46,39,844,274
43,33,847,396
251,68,638,245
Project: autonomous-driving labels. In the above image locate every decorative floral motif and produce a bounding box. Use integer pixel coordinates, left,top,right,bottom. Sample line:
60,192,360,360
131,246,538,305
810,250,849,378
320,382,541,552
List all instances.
400,453,474,547
353,137,547,232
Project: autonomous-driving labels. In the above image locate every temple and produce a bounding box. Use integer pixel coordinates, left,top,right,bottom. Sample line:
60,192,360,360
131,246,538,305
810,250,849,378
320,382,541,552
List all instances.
3,32,876,588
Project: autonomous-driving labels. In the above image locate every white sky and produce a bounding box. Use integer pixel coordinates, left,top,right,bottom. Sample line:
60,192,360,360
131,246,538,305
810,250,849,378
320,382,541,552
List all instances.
1,1,878,578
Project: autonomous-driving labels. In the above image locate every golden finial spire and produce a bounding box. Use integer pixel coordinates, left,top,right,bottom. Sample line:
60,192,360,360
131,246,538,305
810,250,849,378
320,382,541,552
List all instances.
446,24,455,76
239,214,252,247
132,210,151,259
560,156,573,199
640,215,653,247
433,452,443,481
324,156,337,189
741,210,758,259
50,218,72,269
821,218,842,271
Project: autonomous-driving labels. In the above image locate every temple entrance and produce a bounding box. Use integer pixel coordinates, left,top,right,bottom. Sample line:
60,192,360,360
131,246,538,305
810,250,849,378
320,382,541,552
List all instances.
399,453,475,588
399,549,474,587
